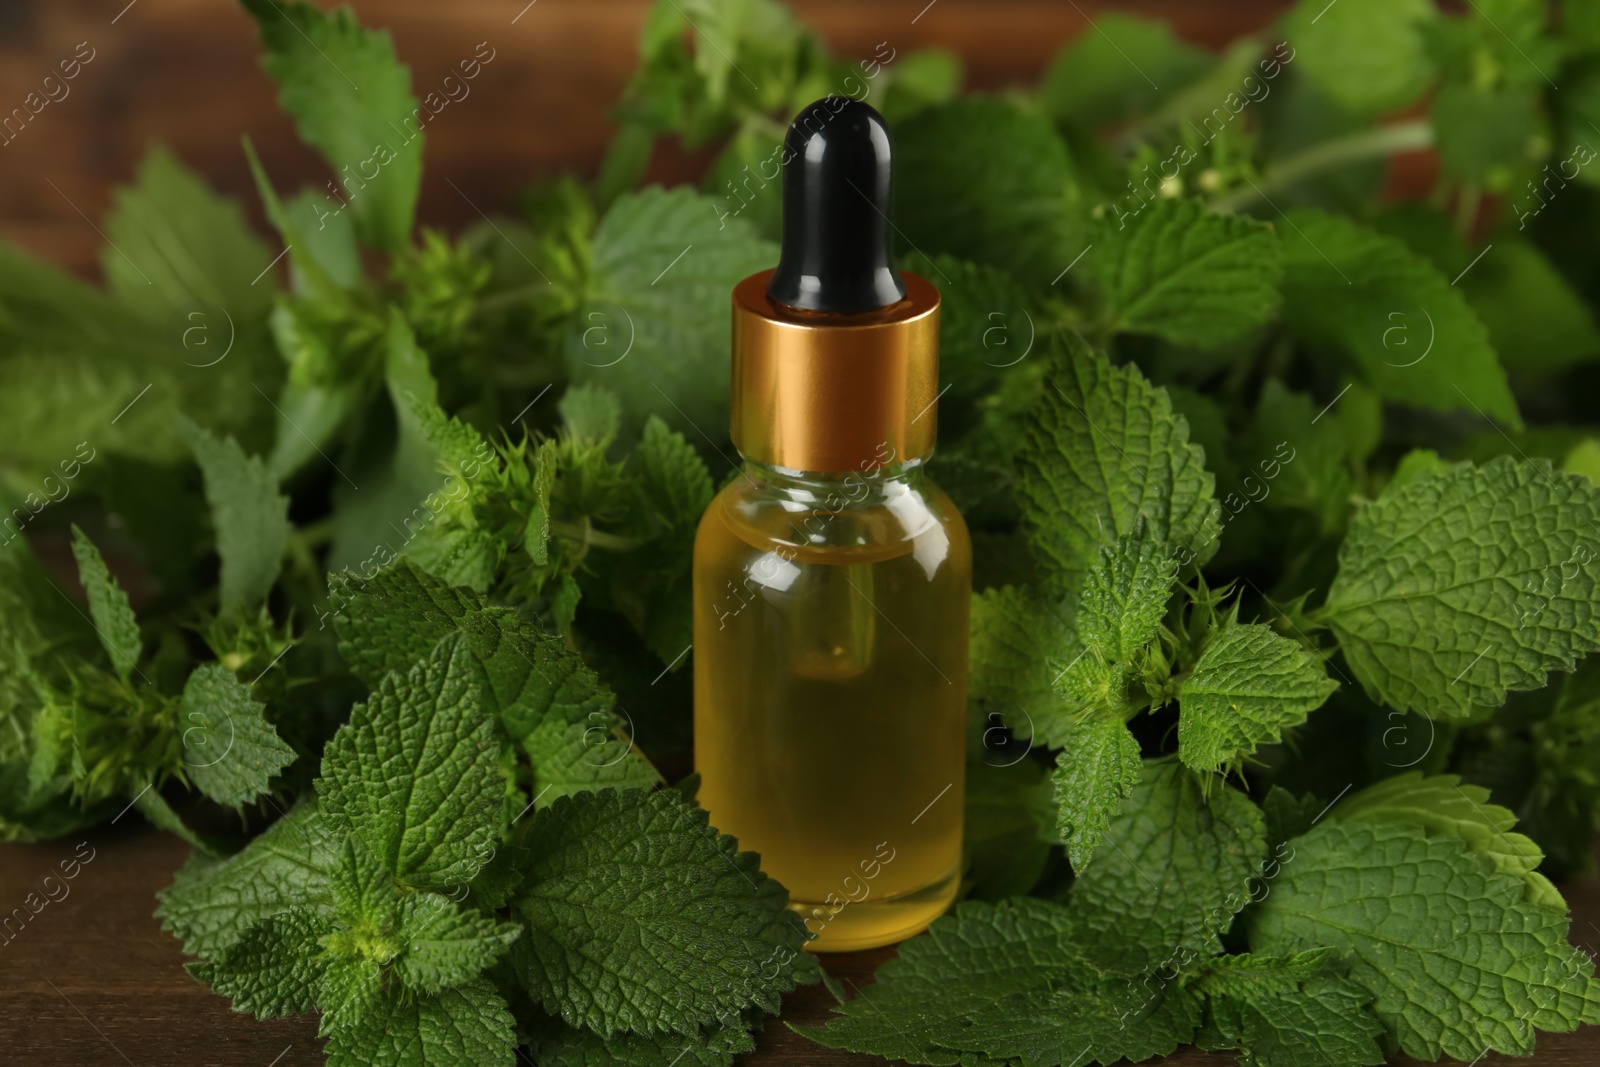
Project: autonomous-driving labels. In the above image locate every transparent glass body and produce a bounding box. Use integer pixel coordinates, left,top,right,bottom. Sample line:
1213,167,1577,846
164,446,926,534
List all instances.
693,456,970,951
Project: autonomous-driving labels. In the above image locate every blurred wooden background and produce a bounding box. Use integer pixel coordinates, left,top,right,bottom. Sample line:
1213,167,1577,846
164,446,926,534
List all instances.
0,0,1289,278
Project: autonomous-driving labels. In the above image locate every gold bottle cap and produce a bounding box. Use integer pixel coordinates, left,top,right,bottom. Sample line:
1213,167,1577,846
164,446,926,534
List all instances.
730,268,940,473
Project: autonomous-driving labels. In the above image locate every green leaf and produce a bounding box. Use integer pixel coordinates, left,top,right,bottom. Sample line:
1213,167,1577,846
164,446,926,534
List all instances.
968,585,1075,741
1192,950,1386,1067
1017,338,1221,600
178,663,296,806
0,243,263,473
1462,237,1600,381
69,526,141,679
522,717,659,803
1070,760,1267,972
1039,13,1211,128
1281,0,1436,114
512,787,807,1037
801,897,1200,1066
1177,624,1338,775
329,833,399,932
1052,715,1143,870
617,414,712,666
103,145,275,320
963,758,1054,900
330,561,653,799
1277,209,1521,429
526,1014,756,1067
1248,817,1600,1060
893,96,1082,287
317,633,503,887
329,559,596,722
157,801,338,957
1090,198,1281,347
1238,380,1351,532
1431,81,1540,188
898,252,1036,430
323,977,516,1067
189,907,331,1018
631,415,713,527
1321,456,1600,716
1329,771,1561,909
1079,530,1177,661
178,417,290,615
394,892,521,994
240,0,422,250
877,48,964,125
560,383,623,450
565,186,777,436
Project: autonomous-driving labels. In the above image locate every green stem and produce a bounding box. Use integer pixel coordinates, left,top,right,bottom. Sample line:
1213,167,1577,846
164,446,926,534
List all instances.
548,518,647,553
476,282,551,312
1212,120,1435,213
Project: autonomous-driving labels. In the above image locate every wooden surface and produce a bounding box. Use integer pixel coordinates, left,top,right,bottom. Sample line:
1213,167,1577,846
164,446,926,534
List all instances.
0,824,1597,1065
0,0,1293,277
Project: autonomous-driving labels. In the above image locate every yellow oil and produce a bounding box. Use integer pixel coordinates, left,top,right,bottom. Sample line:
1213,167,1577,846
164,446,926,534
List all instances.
693,469,970,951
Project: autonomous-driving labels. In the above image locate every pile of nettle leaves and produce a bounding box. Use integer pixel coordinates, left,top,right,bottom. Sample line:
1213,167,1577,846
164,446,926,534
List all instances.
6,0,1600,1063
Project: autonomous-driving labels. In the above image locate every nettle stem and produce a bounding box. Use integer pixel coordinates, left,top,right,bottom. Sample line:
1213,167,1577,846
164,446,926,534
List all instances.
1212,119,1436,213
548,518,646,552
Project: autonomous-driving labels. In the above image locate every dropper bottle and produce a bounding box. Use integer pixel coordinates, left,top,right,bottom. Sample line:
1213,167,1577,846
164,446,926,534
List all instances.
693,97,971,952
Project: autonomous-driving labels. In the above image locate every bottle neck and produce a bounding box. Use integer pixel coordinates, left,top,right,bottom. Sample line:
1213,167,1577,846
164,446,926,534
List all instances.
739,455,927,510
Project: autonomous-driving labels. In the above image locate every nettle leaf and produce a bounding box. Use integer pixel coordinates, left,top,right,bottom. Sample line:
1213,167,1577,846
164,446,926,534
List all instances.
1177,624,1338,775
1192,949,1386,1067
1017,338,1221,600
522,717,660,803
1052,715,1142,870
1070,760,1266,973
561,383,622,449
157,801,338,957
1329,772,1560,909
240,0,422,250
893,97,1082,288
526,1013,757,1067
104,145,275,320
324,976,517,1067
189,907,331,1018
631,415,713,528
968,585,1076,742
1321,457,1600,717
1039,12,1211,129
1281,0,1436,114
1463,237,1600,382
317,633,503,887
1278,209,1521,429
1090,198,1281,347
1248,818,1600,1060
512,787,807,1037
331,561,654,799
1079,530,1177,661
963,758,1054,901
1239,380,1352,532
330,833,400,932
393,892,521,995
564,186,777,436
802,897,1200,1067
179,418,290,615
69,526,141,679
178,663,296,806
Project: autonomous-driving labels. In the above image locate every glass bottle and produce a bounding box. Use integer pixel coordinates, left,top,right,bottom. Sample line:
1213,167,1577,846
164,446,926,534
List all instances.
693,97,970,951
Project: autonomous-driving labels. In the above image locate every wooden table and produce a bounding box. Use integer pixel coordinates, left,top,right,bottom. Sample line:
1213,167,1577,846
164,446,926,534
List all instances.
2,826,1598,1065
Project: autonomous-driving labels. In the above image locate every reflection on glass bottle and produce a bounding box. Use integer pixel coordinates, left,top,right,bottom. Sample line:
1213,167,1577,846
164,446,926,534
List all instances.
786,561,875,681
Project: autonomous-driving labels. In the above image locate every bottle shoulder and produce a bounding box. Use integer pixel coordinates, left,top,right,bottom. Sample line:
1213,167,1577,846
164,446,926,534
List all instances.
697,470,969,568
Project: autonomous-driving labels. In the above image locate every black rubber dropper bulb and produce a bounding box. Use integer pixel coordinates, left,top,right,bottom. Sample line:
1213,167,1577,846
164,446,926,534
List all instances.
766,98,908,314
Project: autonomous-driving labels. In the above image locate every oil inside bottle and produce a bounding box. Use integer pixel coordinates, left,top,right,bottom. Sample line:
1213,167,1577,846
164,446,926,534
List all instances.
693,465,969,951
